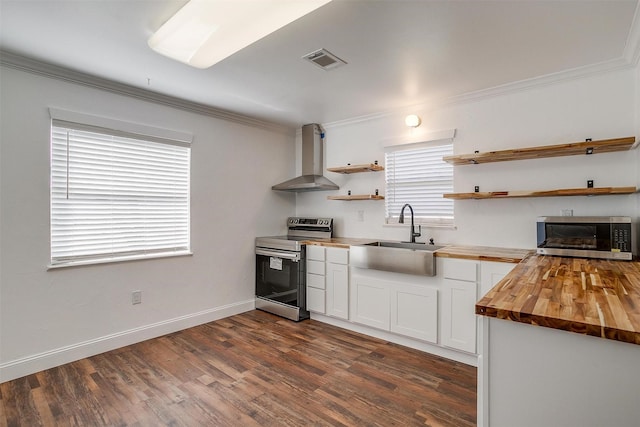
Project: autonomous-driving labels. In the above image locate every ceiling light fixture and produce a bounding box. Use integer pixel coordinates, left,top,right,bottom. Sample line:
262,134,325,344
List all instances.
148,0,332,69
405,114,421,128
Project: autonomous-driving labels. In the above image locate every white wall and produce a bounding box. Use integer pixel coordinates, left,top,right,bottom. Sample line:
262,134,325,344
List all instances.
637,62,640,216
0,66,296,381
297,67,639,249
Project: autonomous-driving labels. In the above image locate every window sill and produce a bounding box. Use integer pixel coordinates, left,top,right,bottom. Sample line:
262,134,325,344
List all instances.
383,223,457,230
47,250,193,270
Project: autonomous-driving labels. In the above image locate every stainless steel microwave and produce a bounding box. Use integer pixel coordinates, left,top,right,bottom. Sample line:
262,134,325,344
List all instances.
536,216,635,260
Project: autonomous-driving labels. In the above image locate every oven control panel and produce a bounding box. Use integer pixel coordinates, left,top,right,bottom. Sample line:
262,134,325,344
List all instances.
287,217,333,227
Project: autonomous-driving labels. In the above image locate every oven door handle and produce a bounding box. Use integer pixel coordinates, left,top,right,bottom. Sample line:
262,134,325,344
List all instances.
255,248,301,262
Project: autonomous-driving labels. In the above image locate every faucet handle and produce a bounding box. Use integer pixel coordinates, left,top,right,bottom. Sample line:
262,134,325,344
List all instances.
414,224,422,238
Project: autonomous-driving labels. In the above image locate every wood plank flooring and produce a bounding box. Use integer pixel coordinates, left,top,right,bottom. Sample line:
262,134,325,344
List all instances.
0,310,477,426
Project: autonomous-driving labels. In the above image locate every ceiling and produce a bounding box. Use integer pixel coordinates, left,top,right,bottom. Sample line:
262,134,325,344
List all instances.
1,0,639,128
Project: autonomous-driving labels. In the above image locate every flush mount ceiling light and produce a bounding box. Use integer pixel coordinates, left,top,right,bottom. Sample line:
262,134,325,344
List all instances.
148,0,332,69
405,114,422,128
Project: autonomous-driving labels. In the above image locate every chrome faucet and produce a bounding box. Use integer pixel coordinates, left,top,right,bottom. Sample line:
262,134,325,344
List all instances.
398,203,421,243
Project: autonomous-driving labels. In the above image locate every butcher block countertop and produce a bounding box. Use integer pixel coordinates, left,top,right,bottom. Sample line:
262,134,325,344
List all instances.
302,237,379,248
304,239,532,263
476,254,640,345
434,245,532,263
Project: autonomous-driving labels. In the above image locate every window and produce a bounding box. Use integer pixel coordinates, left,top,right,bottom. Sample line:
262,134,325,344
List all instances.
50,111,191,267
385,139,454,227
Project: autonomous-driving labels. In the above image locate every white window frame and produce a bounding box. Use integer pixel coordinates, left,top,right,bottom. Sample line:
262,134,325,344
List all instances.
49,108,192,268
385,131,455,228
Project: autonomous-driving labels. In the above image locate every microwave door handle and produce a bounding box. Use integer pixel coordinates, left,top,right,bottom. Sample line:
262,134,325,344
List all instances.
255,248,300,261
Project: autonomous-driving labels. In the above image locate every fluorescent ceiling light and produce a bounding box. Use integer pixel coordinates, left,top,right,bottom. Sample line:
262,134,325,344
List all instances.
148,0,332,69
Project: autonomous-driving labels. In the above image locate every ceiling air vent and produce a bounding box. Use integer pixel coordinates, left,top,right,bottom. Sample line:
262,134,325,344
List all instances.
303,48,346,70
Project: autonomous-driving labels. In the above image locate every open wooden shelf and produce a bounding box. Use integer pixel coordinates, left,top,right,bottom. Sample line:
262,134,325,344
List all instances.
443,186,638,200
443,136,637,166
327,163,384,174
327,194,385,201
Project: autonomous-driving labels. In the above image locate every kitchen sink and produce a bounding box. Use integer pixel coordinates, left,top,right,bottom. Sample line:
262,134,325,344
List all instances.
350,241,445,276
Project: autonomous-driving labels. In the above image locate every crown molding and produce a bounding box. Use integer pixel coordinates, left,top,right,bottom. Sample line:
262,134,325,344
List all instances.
325,54,637,130
0,50,293,135
325,2,640,130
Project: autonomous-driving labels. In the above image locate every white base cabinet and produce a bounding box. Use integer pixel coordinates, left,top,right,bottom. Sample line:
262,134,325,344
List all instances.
350,275,390,330
391,283,438,343
306,245,326,314
350,269,438,343
311,249,521,369
306,246,350,319
479,261,517,298
440,258,517,354
326,248,349,320
441,258,479,353
442,277,478,353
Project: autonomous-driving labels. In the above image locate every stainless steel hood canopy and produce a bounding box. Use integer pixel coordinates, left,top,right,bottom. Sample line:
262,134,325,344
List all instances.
272,123,339,192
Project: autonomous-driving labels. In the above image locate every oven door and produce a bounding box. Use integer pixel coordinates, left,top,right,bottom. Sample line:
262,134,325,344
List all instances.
255,248,307,318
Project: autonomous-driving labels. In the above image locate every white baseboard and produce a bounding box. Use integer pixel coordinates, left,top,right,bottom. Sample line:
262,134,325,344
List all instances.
0,299,255,383
310,313,478,367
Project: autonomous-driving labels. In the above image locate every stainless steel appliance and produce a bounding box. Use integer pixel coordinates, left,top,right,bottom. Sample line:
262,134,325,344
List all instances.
271,123,339,192
536,216,635,260
255,217,333,321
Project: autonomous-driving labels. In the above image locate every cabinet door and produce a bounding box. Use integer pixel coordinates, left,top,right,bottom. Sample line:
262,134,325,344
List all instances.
479,261,516,298
441,278,477,353
326,262,349,320
390,284,438,343
350,274,390,330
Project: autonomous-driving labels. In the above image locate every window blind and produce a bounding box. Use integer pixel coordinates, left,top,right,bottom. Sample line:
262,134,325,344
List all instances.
385,141,454,226
50,121,191,266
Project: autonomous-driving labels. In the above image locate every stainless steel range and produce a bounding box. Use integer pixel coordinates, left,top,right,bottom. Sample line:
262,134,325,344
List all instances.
255,217,333,321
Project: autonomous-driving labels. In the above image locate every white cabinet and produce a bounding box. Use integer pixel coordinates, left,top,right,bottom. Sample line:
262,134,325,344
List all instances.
326,247,349,320
306,246,350,318
306,246,326,314
479,261,516,298
350,274,390,330
391,283,438,343
351,270,438,343
441,259,479,353
440,258,518,354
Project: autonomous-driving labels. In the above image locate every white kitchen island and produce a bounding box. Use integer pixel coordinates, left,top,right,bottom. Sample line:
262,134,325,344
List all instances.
476,254,640,427
478,317,640,427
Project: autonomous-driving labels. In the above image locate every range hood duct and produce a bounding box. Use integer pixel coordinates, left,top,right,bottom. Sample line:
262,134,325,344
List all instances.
272,123,339,192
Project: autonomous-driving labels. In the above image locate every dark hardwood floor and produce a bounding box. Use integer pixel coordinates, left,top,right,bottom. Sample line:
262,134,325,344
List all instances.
0,310,477,426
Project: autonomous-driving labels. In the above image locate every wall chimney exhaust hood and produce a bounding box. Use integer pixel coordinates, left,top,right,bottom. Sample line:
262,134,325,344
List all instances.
272,123,339,192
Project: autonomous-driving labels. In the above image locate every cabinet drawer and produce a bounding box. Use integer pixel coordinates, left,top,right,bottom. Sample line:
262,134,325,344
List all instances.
307,259,325,275
307,272,325,290
443,259,478,282
307,286,325,313
307,245,325,261
326,247,348,264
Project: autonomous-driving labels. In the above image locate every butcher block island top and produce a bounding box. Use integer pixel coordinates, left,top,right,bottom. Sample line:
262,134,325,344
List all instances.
476,254,640,345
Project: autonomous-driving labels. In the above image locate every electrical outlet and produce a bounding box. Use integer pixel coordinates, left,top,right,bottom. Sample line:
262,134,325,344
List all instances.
357,210,365,222
561,209,573,217
132,290,142,305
